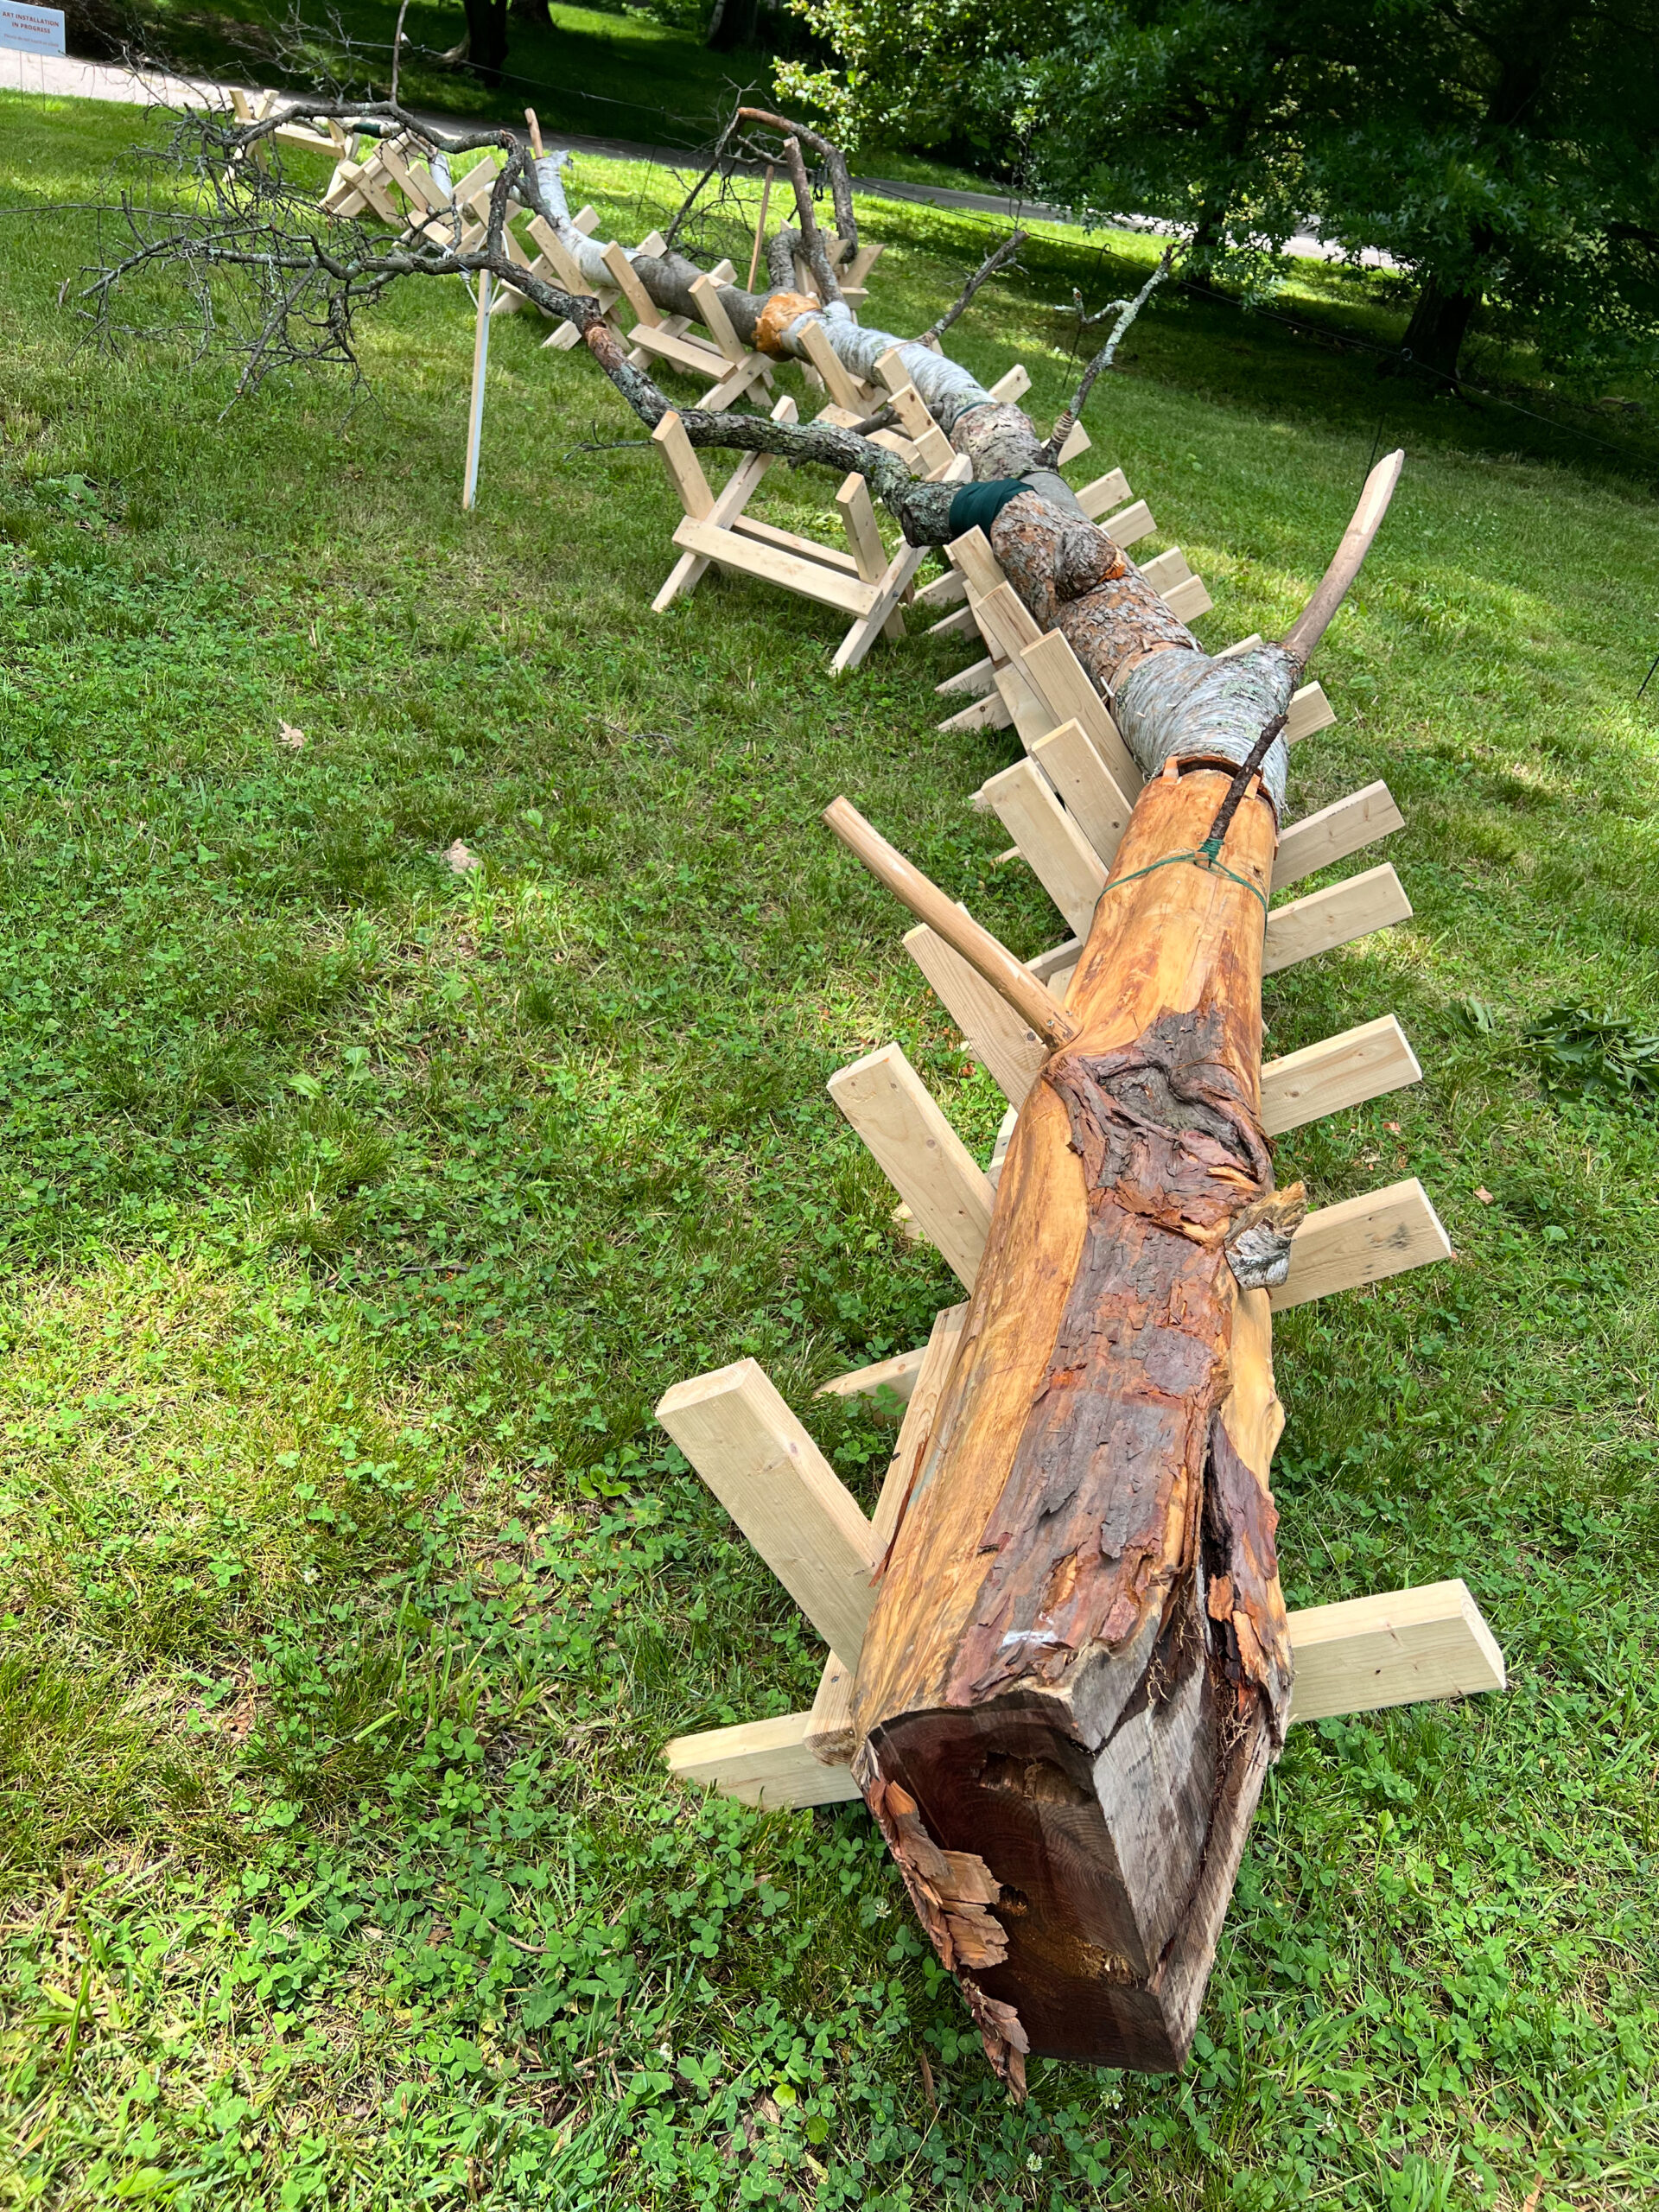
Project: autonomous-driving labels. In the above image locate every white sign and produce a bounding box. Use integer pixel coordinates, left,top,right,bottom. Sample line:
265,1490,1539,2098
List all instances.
1,3,66,54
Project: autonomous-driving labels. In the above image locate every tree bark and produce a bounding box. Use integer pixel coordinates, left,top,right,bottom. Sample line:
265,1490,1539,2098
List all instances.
851,760,1298,2086
1401,273,1480,386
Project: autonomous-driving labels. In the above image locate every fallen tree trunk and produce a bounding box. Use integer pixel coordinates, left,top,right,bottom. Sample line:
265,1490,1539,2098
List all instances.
848,761,1296,2085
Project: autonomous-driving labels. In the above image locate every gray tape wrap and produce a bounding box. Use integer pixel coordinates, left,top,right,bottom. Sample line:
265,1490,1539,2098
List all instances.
1113,647,1299,817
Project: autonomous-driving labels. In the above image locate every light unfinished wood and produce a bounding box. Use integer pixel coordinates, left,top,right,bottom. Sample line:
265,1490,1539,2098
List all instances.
671,518,880,617
1260,1015,1422,1135
1028,720,1136,868
926,604,981,645
944,526,1006,602
824,798,1079,1049
982,759,1107,936
906,922,1050,1108
1217,632,1265,660
1286,1580,1505,1723
917,569,968,610
1262,863,1412,975
832,542,933,676
665,1712,858,1808
1286,682,1337,743
828,1045,997,1289
1165,574,1215,623
975,581,1044,664
808,1304,970,1764
652,410,714,521
1025,936,1083,984
1140,547,1192,594
655,1360,879,1661
837,472,891,582
798,320,870,412
988,362,1032,403
1057,420,1091,467
665,1580,1503,1805
1098,498,1155,550
1076,467,1131,522
938,690,1012,735
1272,1178,1451,1311
689,272,747,365
992,662,1057,747
1273,782,1403,891
817,1342,929,1408
729,514,861,574
600,239,659,325
1020,631,1142,793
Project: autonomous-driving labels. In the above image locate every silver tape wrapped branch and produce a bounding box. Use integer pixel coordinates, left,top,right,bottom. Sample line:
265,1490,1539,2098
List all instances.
1113,645,1300,818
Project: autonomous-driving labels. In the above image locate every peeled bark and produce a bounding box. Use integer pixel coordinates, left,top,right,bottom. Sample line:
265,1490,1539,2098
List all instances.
852,763,1297,2085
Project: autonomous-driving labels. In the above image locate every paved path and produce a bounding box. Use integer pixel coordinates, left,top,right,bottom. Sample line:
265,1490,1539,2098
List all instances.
6,51,1383,266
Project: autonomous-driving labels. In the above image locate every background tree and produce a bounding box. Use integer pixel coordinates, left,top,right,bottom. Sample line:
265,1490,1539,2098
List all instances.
779,0,1659,384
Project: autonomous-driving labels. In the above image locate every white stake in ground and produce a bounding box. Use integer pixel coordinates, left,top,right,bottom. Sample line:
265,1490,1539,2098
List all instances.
462,268,493,511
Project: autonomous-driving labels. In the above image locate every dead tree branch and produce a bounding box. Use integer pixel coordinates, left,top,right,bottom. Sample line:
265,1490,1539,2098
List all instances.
922,226,1027,346
1040,246,1174,467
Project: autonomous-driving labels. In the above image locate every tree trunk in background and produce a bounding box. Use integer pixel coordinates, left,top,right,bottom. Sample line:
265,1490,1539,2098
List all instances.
458,0,510,84
510,0,551,25
706,0,760,51
1401,273,1480,386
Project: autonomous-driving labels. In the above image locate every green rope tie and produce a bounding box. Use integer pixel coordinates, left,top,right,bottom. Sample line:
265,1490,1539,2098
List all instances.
1101,849,1269,919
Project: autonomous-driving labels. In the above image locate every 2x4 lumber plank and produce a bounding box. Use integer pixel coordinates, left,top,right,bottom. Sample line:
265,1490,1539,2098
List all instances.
1028,720,1137,870
1272,1178,1451,1310
945,526,1006,602
982,760,1107,937
1285,1580,1505,1722
689,272,747,365
906,921,1051,1108
667,1579,1503,1806
808,1305,970,1764
831,542,932,676
671,517,880,618
937,652,995,696
926,604,981,644
1262,863,1412,976
1075,467,1131,522
629,321,730,379
654,1361,880,1662
992,663,1056,747
798,320,870,412
817,1342,929,1408
939,690,1011,735
828,1046,996,1289
1287,682,1337,743
1165,573,1215,623
1057,420,1091,467
1098,499,1155,550
988,363,1032,403
652,410,714,521
975,581,1044,663
1020,632,1143,794
1259,1015,1422,1135
918,569,967,610
600,240,659,325
1273,782,1404,892
733,513,862,575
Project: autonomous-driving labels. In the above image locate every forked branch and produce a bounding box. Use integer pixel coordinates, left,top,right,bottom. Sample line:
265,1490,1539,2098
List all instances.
1041,246,1173,467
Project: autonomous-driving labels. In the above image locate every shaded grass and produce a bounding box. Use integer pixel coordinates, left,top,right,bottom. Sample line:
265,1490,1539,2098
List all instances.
1,88,1657,2211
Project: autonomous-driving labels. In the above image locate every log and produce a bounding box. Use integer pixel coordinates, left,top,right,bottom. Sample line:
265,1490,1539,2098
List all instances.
845,760,1305,2089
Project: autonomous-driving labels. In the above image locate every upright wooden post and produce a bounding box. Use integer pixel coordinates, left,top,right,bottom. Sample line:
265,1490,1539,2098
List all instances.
462,270,492,511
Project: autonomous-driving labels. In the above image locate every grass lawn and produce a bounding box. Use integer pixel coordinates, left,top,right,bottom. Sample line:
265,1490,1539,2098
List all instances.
3,87,1659,2212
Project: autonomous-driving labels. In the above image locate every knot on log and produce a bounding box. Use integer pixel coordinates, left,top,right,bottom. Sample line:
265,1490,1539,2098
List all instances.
1224,1183,1308,1290
952,401,1049,484
1053,519,1128,604
753,290,821,357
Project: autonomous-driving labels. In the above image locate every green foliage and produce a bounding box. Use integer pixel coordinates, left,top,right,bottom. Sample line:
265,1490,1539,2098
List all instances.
1527,1007,1659,1106
781,0,1659,384
3,91,1659,2209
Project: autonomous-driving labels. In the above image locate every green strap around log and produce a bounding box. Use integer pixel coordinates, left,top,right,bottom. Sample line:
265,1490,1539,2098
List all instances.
946,479,1028,539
